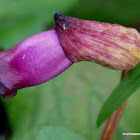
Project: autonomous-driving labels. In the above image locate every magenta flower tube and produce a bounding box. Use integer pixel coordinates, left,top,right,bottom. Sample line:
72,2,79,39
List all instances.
0,30,73,98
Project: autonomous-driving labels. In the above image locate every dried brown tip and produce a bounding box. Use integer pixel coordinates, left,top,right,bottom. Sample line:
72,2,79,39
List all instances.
54,13,140,70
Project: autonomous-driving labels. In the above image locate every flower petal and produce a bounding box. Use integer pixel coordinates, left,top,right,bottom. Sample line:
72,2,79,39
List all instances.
0,30,73,98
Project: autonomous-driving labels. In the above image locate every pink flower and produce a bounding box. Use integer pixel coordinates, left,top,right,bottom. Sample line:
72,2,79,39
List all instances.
0,30,73,98
1,13,139,98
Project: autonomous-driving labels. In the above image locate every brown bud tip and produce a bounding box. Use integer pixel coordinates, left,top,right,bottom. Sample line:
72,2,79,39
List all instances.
54,13,140,70
54,13,65,23
54,13,70,31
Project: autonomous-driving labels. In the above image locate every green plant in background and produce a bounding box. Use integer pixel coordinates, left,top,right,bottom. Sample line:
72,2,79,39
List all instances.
0,0,140,140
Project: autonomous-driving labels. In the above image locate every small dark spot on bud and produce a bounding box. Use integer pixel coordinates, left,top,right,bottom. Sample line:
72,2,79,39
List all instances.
54,13,71,31
54,13,66,23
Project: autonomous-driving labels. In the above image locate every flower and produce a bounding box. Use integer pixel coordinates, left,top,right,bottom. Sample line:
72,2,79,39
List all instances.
0,30,73,98
54,13,140,70
1,13,140,98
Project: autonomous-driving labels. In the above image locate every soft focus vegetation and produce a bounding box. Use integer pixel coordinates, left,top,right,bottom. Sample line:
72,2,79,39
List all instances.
0,0,140,140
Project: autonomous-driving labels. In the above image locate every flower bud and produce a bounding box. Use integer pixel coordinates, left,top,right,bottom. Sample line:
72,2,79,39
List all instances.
54,13,140,70
0,30,73,98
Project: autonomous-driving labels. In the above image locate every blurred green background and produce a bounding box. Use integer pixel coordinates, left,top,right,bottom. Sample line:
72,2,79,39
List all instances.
0,0,140,140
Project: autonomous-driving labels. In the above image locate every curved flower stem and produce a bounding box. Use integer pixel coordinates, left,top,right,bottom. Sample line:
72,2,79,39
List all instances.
100,70,130,140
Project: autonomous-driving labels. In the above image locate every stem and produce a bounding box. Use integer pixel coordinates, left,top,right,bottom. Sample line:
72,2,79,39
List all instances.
100,70,130,140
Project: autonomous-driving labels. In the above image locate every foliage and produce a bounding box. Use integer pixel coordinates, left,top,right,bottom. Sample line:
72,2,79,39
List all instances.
97,64,140,127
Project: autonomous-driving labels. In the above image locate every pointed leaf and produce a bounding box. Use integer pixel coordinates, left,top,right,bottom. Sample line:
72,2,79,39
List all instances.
97,63,140,127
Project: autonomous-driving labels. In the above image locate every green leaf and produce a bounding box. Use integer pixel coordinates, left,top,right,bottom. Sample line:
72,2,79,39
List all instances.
37,125,85,140
97,63,140,128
